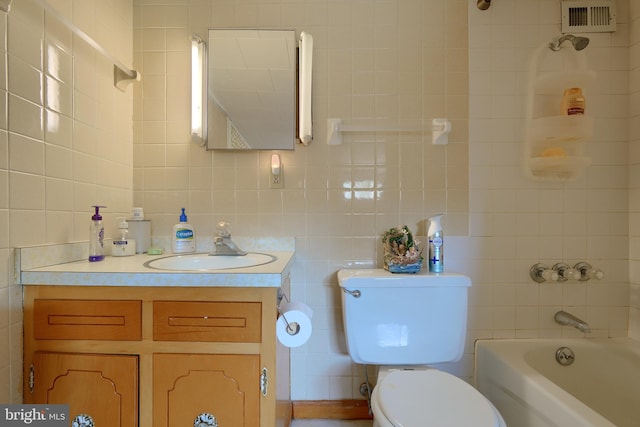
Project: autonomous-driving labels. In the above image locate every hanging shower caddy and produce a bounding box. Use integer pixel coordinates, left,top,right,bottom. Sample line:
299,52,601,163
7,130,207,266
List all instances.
523,37,597,181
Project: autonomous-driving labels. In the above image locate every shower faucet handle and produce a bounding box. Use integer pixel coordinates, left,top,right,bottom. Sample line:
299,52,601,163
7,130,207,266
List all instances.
530,263,558,283
553,263,581,282
589,268,605,280
574,262,604,281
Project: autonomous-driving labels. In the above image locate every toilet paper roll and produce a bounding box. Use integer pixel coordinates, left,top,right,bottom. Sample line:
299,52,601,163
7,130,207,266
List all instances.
277,301,313,348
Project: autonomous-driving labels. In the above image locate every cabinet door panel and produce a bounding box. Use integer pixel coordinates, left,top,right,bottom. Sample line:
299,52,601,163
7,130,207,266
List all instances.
32,352,138,427
154,354,260,427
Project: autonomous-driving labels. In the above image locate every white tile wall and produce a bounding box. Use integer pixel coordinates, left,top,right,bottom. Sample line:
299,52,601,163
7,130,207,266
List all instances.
0,0,134,402
133,0,469,401
467,0,632,351
0,3,7,399
1,0,639,406
630,0,640,338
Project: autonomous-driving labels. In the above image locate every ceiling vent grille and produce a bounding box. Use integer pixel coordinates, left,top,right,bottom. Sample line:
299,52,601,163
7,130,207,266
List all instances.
562,1,616,33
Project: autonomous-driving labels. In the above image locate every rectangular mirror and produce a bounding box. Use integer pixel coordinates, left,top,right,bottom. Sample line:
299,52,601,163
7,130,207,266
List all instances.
206,29,296,150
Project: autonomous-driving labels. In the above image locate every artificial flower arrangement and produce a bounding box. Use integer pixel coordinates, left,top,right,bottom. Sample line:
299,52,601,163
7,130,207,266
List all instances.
382,225,423,273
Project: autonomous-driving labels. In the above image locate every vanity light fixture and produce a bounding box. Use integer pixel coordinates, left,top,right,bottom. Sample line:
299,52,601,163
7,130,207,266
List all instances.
191,36,206,144
298,32,313,145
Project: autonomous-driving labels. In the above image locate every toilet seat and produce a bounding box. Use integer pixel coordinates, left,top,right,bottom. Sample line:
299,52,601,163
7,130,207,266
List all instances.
372,369,503,427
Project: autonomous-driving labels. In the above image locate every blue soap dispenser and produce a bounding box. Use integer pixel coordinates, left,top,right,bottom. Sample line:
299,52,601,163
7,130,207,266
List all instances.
428,214,444,273
89,205,106,262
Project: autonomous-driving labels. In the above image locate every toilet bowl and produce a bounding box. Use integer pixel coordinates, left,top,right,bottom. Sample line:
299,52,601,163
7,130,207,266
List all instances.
370,368,506,427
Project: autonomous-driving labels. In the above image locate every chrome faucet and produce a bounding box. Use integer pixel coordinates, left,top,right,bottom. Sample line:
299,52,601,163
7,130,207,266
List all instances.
554,310,591,334
210,221,246,256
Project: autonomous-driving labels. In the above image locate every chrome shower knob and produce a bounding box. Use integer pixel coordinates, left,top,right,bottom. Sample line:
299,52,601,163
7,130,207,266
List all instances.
553,263,581,282
574,262,604,281
530,263,559,283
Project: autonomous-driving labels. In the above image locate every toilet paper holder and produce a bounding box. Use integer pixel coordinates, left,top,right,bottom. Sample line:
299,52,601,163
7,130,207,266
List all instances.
277,290,301,336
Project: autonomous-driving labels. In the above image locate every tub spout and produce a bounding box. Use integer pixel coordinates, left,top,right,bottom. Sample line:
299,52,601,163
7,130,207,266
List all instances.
554,310,591,334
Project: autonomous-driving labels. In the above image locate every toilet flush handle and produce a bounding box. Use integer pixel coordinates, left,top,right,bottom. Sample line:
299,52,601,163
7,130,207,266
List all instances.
342,288,361,298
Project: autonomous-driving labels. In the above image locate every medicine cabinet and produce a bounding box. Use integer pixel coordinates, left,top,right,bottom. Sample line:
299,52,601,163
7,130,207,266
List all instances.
206,29,297,150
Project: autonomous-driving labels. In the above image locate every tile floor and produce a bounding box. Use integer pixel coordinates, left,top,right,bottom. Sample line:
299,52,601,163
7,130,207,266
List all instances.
291,421,372,427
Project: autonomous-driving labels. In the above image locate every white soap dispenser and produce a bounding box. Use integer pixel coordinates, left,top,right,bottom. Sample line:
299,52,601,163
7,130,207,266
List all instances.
112,217,136,256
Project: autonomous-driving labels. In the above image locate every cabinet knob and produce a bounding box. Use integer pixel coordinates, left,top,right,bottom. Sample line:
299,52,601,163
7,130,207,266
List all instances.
194,413,218,427
72,414,95,427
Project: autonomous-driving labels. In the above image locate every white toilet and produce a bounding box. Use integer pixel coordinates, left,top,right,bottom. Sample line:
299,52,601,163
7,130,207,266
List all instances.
337,269,506,427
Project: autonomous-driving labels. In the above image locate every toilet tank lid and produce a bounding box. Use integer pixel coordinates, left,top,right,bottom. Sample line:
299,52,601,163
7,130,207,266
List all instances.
337,269,471,288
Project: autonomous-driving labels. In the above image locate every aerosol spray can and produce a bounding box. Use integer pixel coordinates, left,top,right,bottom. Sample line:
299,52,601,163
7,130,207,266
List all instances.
428,214,444,273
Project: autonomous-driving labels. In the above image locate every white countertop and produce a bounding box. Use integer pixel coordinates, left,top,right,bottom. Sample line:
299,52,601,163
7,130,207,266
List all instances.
20,251,295,288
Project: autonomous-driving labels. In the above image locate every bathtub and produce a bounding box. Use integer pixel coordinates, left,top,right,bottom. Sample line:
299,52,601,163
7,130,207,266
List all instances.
475,338,640,427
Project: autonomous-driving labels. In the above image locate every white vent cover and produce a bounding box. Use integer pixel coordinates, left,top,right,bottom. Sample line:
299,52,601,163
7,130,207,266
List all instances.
562,1,616,33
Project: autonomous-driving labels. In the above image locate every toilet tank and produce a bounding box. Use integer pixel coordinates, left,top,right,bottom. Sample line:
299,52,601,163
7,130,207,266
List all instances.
337,269,471,365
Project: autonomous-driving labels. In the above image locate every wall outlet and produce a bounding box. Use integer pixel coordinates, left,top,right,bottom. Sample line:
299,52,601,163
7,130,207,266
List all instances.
270,166,283,189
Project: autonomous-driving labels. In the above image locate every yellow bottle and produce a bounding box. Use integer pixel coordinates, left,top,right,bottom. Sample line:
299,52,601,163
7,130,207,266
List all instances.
561,88,585,115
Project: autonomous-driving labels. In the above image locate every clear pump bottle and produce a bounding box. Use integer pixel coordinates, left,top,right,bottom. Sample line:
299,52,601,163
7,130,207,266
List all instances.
89,205,106,262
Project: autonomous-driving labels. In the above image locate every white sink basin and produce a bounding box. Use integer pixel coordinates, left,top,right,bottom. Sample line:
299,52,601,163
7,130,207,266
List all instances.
144,252,276,271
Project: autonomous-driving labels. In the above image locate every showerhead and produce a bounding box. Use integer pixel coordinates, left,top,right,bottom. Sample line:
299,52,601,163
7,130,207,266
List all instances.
548,34,590,52
477,0,491,10
571,36,590,51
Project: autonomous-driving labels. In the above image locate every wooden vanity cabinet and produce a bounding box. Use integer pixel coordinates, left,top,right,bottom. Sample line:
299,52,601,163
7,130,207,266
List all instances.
23,285,290,427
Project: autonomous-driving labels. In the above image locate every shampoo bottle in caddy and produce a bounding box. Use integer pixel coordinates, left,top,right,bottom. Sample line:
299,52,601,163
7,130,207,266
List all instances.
428,214,444,273
89,205,106,262
172,208,195,253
